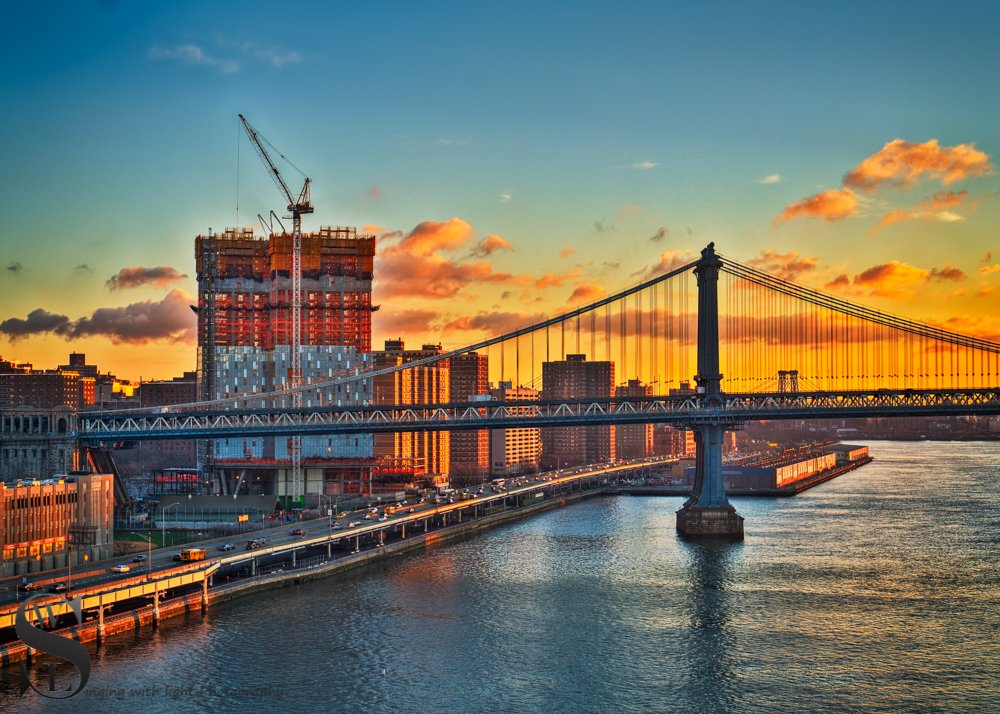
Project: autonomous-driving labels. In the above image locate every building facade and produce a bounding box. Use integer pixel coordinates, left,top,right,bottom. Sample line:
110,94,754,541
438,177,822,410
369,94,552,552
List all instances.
488,382,541,476
0,407,78,482
0,472,114,575
195,226,377,498
614,379,653,460
373,340,450,481
448,353,490,484
541,355,615,468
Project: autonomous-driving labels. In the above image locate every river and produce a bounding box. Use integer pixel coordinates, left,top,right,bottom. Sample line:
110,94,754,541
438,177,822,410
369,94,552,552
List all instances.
3,440,999,713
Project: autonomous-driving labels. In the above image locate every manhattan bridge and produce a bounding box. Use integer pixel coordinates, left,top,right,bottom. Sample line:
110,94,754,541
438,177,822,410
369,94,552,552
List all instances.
77,244,1000,539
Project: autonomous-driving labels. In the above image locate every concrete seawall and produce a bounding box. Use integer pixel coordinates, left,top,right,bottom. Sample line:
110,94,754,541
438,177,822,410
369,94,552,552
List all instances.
1,487,600,667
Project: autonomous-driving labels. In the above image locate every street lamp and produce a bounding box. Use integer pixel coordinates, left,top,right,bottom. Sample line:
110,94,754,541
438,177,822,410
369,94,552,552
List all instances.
135,533,153,580
161,502,181,549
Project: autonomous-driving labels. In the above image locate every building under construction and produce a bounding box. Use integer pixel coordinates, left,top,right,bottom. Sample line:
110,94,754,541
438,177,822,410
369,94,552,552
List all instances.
195,225,378,499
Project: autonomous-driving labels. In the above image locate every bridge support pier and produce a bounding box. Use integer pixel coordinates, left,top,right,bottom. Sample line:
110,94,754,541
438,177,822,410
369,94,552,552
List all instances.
676,424,743,540
676,243,744,541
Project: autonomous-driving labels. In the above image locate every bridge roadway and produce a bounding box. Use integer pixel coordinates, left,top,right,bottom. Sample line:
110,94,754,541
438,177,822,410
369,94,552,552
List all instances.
77,388,1000,443
0,457,673,630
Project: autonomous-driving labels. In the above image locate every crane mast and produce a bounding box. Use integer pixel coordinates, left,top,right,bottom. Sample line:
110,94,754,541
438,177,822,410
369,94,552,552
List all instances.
239,114,313,506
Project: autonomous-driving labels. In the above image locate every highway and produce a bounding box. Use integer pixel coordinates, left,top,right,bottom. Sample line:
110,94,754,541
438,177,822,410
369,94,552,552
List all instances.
0,458,675,611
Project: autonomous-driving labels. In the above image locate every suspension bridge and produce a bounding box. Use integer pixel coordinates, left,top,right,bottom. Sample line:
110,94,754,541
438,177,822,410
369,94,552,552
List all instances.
78,244,1000,539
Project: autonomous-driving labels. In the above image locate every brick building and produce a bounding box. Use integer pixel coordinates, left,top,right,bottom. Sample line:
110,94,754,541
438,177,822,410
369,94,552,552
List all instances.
541,355,615,468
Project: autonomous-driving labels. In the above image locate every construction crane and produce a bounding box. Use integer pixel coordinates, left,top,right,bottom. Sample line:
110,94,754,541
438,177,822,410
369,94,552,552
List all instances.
239,113,312,507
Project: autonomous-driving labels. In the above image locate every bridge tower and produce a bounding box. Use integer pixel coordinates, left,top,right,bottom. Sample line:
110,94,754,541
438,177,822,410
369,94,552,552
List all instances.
676,243,745,540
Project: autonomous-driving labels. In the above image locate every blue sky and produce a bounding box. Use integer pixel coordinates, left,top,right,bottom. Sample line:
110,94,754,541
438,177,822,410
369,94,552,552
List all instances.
1,0,999,377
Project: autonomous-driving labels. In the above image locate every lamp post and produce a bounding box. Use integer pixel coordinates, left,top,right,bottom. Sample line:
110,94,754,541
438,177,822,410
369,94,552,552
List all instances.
161,502,181,549
135,533,153,581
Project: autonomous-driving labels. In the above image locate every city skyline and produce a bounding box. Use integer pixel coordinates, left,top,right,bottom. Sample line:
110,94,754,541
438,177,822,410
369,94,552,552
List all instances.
2,1,999,380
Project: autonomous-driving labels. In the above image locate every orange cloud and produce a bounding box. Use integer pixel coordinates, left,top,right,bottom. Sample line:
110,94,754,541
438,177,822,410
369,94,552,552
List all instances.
853,260,929,297
375,218,515,299
844,139,992,192
568,284,604,304
471,235,513,257
825,274,850,290
929,264,966,282
871,190,970,233
106,265,187,290
980,264,1000,275
638,249,696,280
559,246,576,259
442,311,547,335
536,268,581,290
747,250,818,281
774,188,858,225
373,308,439,337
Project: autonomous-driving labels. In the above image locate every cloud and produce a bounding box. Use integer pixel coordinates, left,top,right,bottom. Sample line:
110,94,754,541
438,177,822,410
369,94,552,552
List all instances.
442,311,547,335
568,284,604,304
73,264,93,274
630,161,658,170
0,290,196,344
106,266,188,290
374,218,518,299
365,186,381,199
757,174,782,185
251,45,302,68
852,260,930,297
637,249,696,280
374,308,439,336
929,264,966,282
844,139,992,192
148,44,239,74
6,262,23,275
979,264,1000,275
471,235,513,257
649,227,669,243
594,219,615,233
616,204,639,219
775,188,859,224
559,246,576,259
0,309,71,340
871,190,971,233
747,250,818,281
982,252,992,264
825,274,850,290
498,193,512,203
536,269,581,290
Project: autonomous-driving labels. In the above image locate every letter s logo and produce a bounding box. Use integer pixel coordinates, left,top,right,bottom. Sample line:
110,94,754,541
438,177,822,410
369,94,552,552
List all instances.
15,594,91,699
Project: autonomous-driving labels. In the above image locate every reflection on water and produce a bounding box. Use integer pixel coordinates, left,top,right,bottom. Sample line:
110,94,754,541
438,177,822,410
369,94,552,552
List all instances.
2,441,999,713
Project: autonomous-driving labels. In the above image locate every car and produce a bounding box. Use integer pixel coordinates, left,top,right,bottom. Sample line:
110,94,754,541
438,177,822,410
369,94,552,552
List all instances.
218,543,235,551
21,582,42,592
348,521,362,527
132,554,148,562
289,528,305,536
48,583,69,593
111,564,131,573
407,507,416,513
172,552,183,561
331,523,345,530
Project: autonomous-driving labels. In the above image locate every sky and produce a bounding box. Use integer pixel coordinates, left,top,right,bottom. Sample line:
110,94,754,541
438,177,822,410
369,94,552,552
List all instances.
1,0,998,380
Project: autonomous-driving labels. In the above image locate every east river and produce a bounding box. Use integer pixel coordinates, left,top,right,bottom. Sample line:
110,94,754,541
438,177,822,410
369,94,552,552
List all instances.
3,441,999,713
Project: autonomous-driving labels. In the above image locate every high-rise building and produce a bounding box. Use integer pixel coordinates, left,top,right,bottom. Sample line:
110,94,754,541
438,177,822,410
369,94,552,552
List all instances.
0,407,78,482
449,352,489,485
489,381,541,476
541,354,615,468
195,226,377,498
615,379,653,459
373,340,450,482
